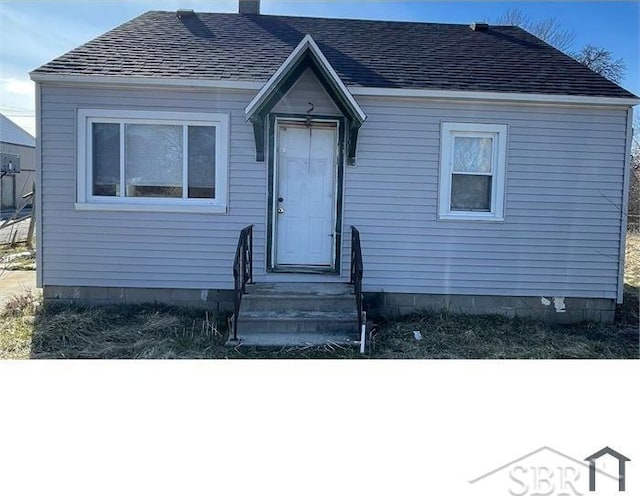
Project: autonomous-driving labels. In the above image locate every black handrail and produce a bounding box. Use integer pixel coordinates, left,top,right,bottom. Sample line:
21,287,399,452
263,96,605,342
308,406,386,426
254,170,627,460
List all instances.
350,226,364,332
232,225,253,341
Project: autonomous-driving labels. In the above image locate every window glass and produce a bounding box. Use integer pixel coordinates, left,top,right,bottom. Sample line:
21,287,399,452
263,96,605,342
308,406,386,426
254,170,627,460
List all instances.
453,136,492,173
80,110,228,211
439,122,507,220
187,126,216,199
451,175,491,211
92,123,120,196
125,124,183,198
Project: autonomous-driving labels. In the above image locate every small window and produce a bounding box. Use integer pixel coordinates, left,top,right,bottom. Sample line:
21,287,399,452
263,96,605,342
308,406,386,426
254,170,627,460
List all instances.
77,109,228,213
439,122,507,221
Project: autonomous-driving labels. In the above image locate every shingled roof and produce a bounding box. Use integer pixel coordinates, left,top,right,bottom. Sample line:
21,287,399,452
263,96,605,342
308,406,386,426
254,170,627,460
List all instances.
32,10,635,99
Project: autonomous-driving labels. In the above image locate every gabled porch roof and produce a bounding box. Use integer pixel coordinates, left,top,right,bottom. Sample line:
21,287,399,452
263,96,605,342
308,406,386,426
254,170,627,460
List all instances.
245,34,366,163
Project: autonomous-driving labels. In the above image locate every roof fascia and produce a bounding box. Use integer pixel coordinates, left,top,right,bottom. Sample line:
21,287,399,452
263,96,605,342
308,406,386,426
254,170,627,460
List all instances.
0,141,36,148
29,72,263,90
30,73,639,107
348,86,640,106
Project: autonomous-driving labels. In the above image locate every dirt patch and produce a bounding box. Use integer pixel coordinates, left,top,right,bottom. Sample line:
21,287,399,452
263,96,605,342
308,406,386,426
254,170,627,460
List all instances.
0,271,37,308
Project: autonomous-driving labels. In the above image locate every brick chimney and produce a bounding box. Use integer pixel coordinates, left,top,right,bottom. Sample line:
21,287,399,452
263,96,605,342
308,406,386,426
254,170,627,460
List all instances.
239,1,260,14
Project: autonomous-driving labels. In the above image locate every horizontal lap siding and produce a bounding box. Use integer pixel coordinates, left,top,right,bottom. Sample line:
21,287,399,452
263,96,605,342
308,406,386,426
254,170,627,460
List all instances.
40,85,267,289
345,98,627,298
41,84,627,299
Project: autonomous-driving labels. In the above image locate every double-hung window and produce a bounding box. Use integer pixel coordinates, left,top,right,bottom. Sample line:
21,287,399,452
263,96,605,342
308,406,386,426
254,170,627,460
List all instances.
77,109,229,213
439,122,507,221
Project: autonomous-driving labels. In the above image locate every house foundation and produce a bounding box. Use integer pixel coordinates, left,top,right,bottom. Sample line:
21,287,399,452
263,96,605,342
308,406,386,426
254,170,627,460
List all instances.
364,292,616,323
42,286,235,312
43,285,616,323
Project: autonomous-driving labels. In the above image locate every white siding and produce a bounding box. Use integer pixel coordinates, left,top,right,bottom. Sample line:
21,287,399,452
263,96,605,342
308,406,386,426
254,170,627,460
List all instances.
40,83,628,299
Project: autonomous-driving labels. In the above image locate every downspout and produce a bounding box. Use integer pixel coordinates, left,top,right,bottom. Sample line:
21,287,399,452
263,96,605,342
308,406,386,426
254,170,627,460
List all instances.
616,107,634,303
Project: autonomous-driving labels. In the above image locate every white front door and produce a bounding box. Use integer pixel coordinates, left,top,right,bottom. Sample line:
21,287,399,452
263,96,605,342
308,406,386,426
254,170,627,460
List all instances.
275,121,337,267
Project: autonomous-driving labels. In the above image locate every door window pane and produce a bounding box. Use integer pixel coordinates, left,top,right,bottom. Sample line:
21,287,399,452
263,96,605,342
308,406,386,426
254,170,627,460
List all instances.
92,123,120,196
453,136,492,173
125,124,183,198
187,126,216,198
451,175,491,211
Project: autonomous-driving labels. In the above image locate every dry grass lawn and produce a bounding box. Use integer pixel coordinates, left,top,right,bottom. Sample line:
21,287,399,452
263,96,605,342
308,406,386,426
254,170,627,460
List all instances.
1,233,638,360
625,232,640,288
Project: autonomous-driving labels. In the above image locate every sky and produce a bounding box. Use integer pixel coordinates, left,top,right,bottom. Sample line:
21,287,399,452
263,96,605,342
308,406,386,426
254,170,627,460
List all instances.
1,0,638,136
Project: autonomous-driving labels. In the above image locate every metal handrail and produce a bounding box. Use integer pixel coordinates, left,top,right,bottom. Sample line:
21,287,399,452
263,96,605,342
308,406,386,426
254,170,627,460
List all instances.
232,224,253,341
350,226,364,332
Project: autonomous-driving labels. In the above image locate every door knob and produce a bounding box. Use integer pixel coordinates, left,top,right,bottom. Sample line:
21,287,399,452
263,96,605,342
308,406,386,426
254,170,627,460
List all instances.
278,207,285,214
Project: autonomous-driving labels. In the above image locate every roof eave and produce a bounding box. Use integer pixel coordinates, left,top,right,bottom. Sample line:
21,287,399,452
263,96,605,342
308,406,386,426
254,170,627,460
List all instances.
348,86,640,106
29,72,639,107
29,71,265,90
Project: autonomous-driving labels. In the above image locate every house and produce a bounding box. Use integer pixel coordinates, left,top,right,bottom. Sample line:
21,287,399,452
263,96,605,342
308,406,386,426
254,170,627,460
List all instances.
30,1,637,341
585,447,630,492
1,113,35,212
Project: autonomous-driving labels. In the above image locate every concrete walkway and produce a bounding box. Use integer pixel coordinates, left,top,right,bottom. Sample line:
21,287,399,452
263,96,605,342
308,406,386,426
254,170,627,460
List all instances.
1,214,36,307
0,270,37,307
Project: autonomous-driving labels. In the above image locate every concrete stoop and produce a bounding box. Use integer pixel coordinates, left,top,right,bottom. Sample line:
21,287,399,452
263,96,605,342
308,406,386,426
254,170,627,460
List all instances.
228,282,360,348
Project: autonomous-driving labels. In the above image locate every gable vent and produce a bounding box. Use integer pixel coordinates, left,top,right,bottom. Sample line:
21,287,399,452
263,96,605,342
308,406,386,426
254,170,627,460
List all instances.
470,22,489,31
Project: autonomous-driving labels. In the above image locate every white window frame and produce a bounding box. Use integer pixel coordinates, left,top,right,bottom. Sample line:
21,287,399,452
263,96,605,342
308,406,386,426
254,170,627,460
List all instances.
438,122,507,221
76,109,229,213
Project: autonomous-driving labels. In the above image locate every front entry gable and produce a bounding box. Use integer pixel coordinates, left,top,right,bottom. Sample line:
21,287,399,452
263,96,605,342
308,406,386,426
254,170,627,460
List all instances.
245,34,366,164
272,68,341,116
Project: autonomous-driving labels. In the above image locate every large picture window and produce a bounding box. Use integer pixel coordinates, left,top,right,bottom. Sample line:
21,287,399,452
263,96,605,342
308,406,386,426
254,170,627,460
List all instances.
77,109,228,213
439,122,507,221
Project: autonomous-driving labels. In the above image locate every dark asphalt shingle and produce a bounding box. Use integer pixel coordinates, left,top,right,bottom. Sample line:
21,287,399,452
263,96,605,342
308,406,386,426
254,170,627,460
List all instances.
32,11,635,98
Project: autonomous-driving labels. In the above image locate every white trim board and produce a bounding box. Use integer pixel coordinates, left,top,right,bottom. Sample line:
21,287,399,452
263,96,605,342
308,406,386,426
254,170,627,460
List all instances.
75,108,230,213
31,73,638,107
617,107,634,303
30,72,263,90
35,82,43,288
438,122,508,222
349,86,639,106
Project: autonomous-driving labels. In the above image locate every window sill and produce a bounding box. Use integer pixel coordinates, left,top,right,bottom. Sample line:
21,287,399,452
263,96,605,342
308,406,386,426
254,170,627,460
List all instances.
438,212,504,222
74,202,227,214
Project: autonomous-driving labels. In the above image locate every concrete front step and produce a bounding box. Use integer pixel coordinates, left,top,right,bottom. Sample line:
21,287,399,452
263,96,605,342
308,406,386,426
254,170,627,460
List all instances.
241,293,356,312
243,282,356,313
246,282,353,296
238,310,358,335
231,282,361,347
230,332,359,348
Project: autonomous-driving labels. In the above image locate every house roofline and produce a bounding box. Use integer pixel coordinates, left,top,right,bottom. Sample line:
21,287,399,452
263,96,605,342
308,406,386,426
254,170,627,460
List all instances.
585,446,631,462
30,72,639,107
29,72,264,90
0,140,36,148
244,34,367,122
349,86,640,106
